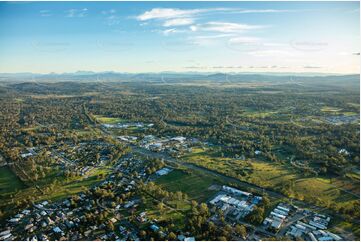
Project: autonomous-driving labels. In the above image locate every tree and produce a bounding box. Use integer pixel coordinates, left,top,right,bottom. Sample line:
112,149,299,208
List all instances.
107,221,115,231
157,202,165,214
168,232,177,241
96,153,100,162
208,221,216,234
199,203,209,216
246,206,264,225
262,195,270,209
235,224,247,239
139,230,147,238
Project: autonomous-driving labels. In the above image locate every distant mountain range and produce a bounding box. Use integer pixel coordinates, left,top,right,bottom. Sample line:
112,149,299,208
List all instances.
0,71,359,86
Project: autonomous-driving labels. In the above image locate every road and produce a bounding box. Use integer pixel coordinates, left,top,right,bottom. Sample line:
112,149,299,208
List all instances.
131,145,285,200
82,103,358,235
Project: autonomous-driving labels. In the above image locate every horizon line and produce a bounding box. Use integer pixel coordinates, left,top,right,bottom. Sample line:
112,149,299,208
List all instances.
0,70,359,76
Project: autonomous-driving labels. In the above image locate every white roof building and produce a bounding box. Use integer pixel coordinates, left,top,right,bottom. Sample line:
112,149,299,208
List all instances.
155,167,172,176
53,227,62,233
171,136,187,143
271,219,283,229
209,194,225,205
277,205,290,213
222,185,251,197
21,153,33,158
184,237,195,241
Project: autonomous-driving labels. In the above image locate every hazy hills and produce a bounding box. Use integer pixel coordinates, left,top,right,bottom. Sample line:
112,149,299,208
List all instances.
0,71,359,84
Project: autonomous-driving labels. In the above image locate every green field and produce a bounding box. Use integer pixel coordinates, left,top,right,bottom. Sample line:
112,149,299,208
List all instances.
321,106,343,112
44,166,113,201
93,115,125,124
0,166,112,212
137,194,187,230
156,169,220,202
181,148,359,208
320,106,357,116
0,166,26,196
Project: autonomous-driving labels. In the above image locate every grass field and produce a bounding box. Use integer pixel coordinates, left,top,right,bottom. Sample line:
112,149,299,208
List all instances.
243,110,278,118
294,178,359,206
46,166,113,201
137,194,187,230
321,106,343,112
181,148,359,208
0,166,112,214
46,173,104,201
0,166,26,196
93,115,125,124
320,106,358,116
156,169,220,202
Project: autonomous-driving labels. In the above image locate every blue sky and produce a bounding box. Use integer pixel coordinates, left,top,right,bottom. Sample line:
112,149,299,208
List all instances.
0,1,359,74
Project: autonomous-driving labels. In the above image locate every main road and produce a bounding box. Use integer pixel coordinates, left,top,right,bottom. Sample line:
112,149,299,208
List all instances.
82,104,327,210
130,145,285,199
82,104,356,228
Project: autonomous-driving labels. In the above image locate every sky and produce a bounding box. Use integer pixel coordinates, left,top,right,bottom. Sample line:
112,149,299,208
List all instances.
0,1,359,74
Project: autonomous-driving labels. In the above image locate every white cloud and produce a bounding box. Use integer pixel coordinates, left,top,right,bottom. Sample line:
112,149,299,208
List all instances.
190,22,266,33
137,8,204,21
162,28,188,36
137,8,294,21
163,29,176,35
190,25,198,32
65,8,88,18
163,18,194,27
136,8,277,37
136,7,237,21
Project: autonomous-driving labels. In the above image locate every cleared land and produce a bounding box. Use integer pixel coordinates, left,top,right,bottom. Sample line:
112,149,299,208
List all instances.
0,165,112,213
156,169,219,202
93,115,124,124
0,166,25,196
181,148,359,208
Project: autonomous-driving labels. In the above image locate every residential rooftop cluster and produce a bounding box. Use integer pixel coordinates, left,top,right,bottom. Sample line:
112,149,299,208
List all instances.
50,140,117,174
0,154,152,241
